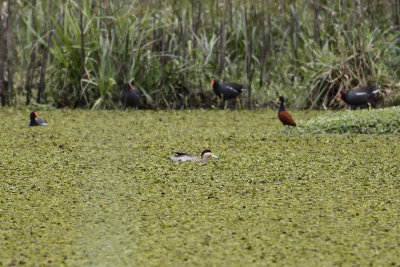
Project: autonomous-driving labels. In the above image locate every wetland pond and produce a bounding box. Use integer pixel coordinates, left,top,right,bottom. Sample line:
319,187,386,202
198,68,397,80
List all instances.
1,109,400,266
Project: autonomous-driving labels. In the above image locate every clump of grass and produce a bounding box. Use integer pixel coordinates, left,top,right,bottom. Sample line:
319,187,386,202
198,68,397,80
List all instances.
296,107,400,134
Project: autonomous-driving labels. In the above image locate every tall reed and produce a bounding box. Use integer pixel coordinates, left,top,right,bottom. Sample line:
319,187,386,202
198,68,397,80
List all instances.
2,0,399,109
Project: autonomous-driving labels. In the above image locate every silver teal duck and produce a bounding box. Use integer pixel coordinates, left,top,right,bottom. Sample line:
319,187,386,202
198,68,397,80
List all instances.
169,150,218,162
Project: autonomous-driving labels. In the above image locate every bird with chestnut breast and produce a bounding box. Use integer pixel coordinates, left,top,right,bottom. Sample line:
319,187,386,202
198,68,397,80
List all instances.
276,96,296,131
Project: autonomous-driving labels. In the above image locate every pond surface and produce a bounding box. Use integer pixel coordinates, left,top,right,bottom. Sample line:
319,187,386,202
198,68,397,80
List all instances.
1,109,399,266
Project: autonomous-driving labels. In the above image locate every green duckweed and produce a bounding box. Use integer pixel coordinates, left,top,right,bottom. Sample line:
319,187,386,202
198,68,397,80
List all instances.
1,109,399,266
297,106,400,134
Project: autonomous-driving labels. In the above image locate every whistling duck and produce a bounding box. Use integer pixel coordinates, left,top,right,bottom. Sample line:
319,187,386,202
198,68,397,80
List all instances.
120,82,141,108
28,111,47,126
339,86,380,110
277,96,296,128
169,150,218,162
211,80,246,108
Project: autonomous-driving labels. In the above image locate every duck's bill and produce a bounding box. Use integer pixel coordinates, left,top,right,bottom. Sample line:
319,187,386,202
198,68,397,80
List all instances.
211,154,218,159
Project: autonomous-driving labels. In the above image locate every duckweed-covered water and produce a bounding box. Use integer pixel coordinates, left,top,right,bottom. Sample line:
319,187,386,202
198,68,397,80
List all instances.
1,109,400,266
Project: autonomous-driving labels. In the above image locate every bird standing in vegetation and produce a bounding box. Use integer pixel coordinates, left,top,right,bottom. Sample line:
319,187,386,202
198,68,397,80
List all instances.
28,111,47,126
339,86,380,110
211,80,246,109
120,82,141,108
169,150,218,162
277,96,296,129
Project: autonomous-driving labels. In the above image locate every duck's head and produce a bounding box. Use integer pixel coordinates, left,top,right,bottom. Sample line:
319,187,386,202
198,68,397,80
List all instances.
30,111,39,120
211,80,218,87
201,149,218,159
338,92,345,100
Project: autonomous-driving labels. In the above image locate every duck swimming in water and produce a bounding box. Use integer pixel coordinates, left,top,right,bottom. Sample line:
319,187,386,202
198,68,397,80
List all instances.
169,150,218,162
28,111,47,126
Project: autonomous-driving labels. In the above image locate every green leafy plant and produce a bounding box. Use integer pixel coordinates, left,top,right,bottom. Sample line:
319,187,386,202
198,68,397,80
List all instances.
296,107,400,134
5,1,400,108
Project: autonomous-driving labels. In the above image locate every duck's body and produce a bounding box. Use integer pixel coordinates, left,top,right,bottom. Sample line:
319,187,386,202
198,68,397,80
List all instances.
169,150,218,162
339,86,380,109
212,80,246,108
28,112,47,126
277,96,296,127
120,82,141,108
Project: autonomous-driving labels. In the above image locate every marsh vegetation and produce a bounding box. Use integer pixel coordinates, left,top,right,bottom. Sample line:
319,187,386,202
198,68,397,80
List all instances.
297,106,400,134
1,109,400,265
1,0,399,265
0,0,399,109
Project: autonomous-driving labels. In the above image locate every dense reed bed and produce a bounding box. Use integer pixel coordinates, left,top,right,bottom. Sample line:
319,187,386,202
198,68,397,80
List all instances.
0,0,399,109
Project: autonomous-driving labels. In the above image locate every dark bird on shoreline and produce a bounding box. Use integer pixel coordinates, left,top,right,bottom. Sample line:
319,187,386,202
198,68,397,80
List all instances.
169,150,218,162
339,86,380,110
120,82,141,108
28,111,47,126
277,96,296,128
211,80,246,108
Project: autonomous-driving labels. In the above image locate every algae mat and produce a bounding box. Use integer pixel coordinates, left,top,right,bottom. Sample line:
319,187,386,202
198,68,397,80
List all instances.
1,109,400,266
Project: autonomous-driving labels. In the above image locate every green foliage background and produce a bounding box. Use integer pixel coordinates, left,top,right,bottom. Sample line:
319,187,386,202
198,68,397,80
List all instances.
2,0,400,108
